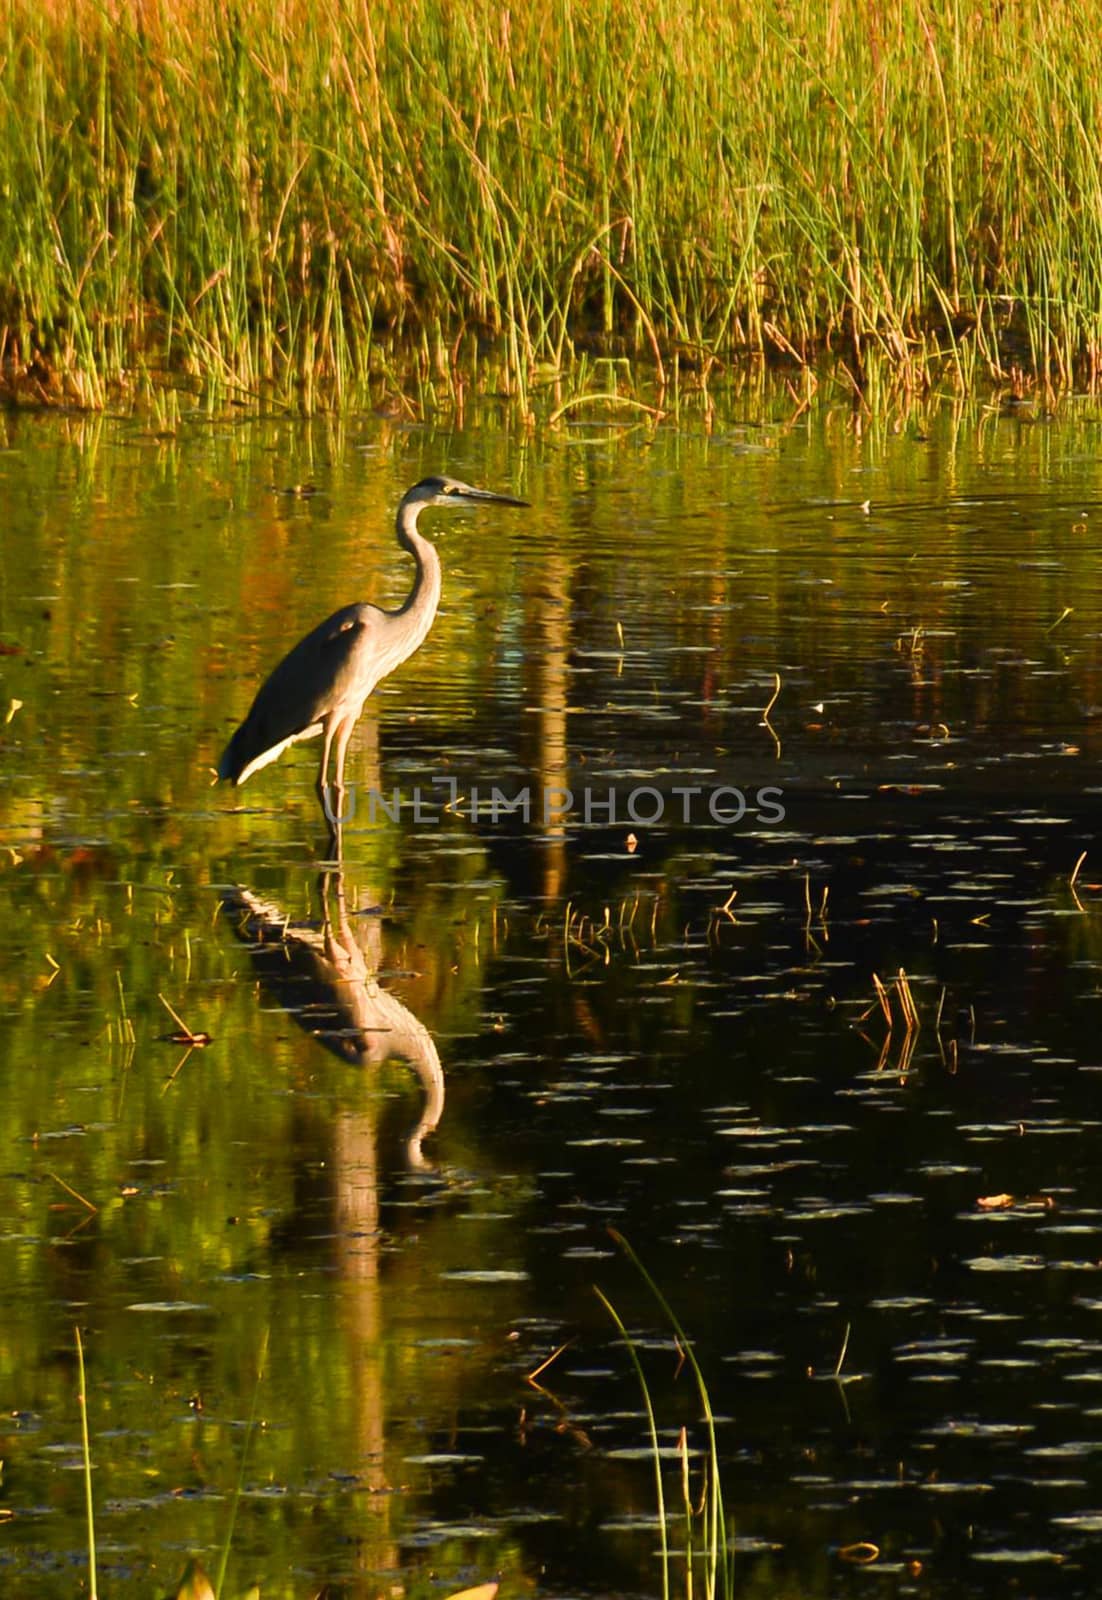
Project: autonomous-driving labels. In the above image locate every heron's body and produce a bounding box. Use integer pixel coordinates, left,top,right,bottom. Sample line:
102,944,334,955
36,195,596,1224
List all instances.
218,475,525,822
218,586,441,787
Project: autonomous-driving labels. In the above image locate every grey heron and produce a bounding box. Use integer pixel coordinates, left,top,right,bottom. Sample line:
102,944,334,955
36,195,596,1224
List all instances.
218,474,527,821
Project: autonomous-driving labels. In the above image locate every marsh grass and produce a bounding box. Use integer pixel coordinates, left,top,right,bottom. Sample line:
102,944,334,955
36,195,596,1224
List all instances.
599,1232,731,1600
3,0,1102,413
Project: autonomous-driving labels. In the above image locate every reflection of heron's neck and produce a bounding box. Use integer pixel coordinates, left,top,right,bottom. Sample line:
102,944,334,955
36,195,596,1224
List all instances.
324,869,444,1170
404,1023,445,1170
392,501,443,661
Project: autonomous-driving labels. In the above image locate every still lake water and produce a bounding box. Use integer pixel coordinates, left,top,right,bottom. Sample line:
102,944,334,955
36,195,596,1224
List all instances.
3,397,1102,1598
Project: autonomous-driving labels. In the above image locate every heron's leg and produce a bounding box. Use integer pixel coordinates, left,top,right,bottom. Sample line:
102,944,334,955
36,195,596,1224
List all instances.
319,716,356,860
315,717,338,817
331,715,357,818
320,807,342,864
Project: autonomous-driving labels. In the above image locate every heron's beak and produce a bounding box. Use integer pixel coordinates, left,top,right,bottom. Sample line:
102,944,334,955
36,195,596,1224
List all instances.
458,486,529,507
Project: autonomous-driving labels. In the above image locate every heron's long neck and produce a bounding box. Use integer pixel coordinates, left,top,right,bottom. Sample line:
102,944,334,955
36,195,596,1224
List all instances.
393,502,442,658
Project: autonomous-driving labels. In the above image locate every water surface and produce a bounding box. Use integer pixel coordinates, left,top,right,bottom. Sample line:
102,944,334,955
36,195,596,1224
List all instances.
3,400,1102,1597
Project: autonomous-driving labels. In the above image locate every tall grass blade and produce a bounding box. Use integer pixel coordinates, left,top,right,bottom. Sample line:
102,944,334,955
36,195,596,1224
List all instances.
608,1230,729,1600
213,1323,270,1599
75,1324,98,1600
594,1286,670,1600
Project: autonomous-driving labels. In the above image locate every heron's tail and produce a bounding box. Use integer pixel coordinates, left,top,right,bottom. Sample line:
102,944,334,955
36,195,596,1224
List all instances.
217,723,251,785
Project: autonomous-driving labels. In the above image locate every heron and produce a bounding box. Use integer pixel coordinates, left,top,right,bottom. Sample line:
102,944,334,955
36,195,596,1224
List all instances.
218,474,528,825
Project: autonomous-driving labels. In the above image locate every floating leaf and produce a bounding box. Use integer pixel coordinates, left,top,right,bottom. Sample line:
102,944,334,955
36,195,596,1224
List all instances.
442,1585,499,1600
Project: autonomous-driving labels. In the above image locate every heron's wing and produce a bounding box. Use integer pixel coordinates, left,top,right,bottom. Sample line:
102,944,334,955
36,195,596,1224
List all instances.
218,603,387,784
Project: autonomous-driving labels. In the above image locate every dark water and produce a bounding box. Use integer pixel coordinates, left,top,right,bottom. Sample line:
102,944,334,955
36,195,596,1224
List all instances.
3,400,1102,1597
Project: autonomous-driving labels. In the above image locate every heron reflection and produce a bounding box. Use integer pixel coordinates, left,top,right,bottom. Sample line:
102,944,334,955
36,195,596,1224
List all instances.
223,868,444,1169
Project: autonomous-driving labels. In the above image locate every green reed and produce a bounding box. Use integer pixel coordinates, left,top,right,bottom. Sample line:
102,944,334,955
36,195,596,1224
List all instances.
75,1326,98,1600
599,1231,731,1600
3,0,1102,412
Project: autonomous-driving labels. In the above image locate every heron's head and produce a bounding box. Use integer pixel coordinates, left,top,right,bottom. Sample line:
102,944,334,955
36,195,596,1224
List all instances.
403,475,529,511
